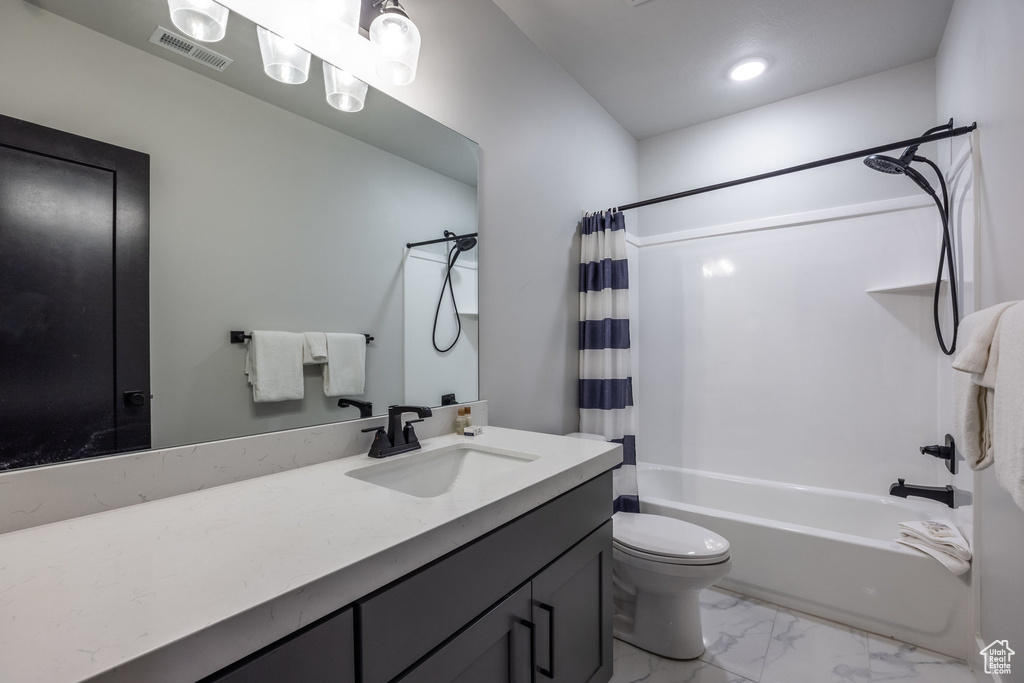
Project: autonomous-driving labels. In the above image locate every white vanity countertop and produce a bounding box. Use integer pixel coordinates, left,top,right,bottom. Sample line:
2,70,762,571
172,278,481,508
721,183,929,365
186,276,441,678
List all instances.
0,428,620,683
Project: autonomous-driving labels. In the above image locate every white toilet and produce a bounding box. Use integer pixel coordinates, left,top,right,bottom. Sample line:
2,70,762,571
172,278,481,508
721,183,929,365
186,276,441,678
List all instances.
612,511,731,659
565,433,731,659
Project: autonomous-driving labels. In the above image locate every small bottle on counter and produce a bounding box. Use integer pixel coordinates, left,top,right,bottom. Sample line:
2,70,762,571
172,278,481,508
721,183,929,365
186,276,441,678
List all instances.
464,406,472,429
455,407,466,435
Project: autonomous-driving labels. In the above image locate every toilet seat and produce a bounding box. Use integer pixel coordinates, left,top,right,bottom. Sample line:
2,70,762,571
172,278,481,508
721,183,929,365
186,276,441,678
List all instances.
613,512,730,566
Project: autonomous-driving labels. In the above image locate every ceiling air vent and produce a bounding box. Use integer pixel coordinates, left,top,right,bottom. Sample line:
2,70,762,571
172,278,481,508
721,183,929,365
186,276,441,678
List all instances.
149,27,233,72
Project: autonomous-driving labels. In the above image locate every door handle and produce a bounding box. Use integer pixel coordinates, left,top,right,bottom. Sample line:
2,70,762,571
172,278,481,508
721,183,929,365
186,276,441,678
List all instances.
516,619,536,683
537,603,555,679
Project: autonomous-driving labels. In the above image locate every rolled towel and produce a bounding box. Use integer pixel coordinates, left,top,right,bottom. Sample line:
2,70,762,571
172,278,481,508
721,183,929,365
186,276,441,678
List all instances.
303,332,328,365
245,331,305,402
896,537,971,576
323,333,366,397
897,521,971,561
951,301,1017,376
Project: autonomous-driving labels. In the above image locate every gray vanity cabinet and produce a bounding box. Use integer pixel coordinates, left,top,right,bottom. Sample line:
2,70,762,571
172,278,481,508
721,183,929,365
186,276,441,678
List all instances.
396,584,534,683
205,472,612,683
532,522,613,683
205,607,355,683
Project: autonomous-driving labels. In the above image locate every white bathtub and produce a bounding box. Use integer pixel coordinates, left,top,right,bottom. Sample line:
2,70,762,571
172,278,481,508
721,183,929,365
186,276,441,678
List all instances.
638,464,970,659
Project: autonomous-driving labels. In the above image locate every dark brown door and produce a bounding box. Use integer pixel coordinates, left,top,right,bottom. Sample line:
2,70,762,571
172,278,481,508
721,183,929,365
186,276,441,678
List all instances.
0,115,149,470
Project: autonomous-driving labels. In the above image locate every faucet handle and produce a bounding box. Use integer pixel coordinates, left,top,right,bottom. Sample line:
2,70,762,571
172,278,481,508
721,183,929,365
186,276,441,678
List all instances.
403,419,424,444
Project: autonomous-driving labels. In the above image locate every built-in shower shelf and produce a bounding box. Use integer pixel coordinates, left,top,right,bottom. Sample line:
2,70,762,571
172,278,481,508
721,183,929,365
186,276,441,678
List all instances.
866,279,947,295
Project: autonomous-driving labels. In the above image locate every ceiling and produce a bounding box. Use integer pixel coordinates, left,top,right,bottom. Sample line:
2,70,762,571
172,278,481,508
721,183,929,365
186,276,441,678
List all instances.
491,0,955,140
27,0,479,186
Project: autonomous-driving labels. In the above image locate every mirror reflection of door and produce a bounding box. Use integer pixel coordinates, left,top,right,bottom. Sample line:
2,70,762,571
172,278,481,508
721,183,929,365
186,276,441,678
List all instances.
0,115,150,471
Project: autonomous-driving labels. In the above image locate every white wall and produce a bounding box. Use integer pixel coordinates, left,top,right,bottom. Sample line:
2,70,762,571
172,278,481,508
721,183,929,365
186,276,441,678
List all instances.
0,1,477,449
637,60,938,236
937,0,1024,674
635,62,968,498
360,0,640,435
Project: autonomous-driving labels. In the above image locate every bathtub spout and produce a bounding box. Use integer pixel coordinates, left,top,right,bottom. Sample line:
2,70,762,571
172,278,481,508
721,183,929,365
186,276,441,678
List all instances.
889,478,956,508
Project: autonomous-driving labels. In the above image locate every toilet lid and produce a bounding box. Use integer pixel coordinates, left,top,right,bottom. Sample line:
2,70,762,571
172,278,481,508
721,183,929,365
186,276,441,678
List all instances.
613,512,730,564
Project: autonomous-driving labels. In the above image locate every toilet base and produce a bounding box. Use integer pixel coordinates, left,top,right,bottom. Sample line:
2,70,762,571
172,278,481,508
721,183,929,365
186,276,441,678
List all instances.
613,588,706,659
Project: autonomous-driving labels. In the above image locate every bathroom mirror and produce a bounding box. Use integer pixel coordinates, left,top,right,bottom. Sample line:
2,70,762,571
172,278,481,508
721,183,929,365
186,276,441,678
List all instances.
2,0,479,468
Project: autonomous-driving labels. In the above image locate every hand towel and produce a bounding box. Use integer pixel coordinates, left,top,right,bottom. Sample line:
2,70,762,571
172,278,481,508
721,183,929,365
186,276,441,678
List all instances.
951,301,1017,375
302,332,328,365
993,302,1024,512
245,331,304,403
323,333,366,397
897,521,972,561
896,537,971,576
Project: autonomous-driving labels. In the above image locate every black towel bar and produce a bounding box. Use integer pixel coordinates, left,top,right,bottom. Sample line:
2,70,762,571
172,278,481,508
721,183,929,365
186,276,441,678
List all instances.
230,331,373,344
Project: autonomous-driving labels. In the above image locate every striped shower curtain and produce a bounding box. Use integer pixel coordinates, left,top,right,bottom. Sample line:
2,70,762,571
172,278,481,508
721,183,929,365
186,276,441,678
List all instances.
579,211,639,513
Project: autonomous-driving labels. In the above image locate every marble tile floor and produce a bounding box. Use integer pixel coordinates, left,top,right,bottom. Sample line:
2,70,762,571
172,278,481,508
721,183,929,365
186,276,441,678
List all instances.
610,586,975,683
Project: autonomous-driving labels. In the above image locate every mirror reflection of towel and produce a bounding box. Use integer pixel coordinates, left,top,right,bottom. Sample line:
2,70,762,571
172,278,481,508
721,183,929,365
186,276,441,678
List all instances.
323,333,366,396
245,331,304,402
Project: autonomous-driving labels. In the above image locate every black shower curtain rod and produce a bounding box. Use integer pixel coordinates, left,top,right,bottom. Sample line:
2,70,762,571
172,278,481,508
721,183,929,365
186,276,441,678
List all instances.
601,121,977,214
406,232,478,249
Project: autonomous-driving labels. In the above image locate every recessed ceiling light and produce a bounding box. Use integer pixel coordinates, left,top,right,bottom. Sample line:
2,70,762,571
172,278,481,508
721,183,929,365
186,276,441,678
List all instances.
730,58,767,82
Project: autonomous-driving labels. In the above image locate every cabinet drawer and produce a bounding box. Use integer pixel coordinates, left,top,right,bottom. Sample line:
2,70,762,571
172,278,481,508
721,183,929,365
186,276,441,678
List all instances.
203,607,355,683
358,472,611,683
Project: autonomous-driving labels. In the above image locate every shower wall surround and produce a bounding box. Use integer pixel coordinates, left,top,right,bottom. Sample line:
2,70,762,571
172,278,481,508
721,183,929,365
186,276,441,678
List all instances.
633,58,972,506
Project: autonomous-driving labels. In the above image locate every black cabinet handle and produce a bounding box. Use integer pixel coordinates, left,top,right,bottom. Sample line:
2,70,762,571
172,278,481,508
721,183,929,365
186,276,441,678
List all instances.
537,603,554,679
517,619,536,683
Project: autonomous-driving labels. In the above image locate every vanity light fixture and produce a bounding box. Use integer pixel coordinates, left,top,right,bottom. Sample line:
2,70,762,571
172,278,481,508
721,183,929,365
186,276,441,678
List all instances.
729,58,767,82
257,26,312,84
370,0,421,86
315,0,362,32
323,62,368,112
167,0,230,42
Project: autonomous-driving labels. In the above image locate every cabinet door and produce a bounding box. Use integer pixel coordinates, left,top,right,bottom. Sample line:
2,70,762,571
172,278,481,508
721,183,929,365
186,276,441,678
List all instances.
204,608,355,683
397,584,534,683
531,521,612,683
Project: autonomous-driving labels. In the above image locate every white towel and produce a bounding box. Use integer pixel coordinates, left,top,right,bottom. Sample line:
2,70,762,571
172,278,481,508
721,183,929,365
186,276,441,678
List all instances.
302,332,328,365
897,537,971,576
951,303,1016,470
245,331,305,403
953,370,994,470
993,302,1024,512
897,521,972,561
323,333,366,397
951,301,1017,375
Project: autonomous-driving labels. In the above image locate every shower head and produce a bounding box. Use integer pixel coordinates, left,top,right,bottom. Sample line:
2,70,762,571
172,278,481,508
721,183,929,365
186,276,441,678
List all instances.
455,236,477,252
863,154,908,174
863,145,936,196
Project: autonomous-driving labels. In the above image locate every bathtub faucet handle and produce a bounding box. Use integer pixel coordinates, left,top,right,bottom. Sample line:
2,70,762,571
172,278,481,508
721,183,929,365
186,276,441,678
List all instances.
919,434,957,474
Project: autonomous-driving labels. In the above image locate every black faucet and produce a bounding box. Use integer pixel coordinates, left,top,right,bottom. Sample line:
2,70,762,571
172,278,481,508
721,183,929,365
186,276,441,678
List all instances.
361,405,433,458
889,478,956,508
338,398,373,418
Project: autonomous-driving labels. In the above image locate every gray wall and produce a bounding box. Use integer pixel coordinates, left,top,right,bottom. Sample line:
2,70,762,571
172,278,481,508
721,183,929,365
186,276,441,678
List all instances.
360,0,640,436
0,1,477,449
937,1,1024,678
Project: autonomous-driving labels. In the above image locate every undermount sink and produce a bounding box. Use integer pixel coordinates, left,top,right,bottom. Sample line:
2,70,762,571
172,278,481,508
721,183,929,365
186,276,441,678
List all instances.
346,444,538,498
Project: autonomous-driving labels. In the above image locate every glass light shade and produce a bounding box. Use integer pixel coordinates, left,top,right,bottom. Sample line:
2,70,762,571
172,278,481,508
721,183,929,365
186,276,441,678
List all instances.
315,0,361,31
257,27,312,85
323,63,368,112
167,0,229,42
370,10,421,86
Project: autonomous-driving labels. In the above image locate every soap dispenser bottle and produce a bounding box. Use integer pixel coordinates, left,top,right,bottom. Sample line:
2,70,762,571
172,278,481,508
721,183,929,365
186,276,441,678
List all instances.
464,406,472,429
455,407,466,435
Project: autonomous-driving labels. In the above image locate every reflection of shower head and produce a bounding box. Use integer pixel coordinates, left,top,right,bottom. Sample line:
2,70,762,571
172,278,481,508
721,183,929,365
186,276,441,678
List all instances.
455,236,477,252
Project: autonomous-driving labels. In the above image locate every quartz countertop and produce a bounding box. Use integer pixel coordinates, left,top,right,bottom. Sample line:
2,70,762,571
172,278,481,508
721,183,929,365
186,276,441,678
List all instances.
0,427,621,683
